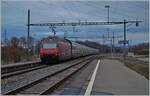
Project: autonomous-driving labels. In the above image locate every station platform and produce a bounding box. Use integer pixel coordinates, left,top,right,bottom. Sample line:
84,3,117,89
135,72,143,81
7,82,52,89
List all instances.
87,59,149,95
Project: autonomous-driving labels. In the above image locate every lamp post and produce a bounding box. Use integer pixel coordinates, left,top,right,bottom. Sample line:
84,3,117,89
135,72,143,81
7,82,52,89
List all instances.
105,5,111,55
105,5,110,23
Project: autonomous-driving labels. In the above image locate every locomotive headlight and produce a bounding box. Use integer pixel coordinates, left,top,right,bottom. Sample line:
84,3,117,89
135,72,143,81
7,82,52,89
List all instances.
55,52,59,56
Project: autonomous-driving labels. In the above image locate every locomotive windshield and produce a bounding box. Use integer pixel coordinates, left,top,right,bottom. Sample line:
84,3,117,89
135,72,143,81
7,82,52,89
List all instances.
43,43,57,48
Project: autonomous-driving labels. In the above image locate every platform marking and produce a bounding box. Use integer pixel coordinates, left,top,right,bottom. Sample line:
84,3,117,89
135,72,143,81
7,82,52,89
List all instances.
84,59,100,95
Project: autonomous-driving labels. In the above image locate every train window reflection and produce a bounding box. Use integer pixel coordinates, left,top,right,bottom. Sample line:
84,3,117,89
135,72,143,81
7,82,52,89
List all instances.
43,43,57,48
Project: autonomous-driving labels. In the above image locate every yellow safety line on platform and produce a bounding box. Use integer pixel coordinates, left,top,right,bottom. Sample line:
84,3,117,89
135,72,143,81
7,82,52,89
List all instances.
84,59,100,96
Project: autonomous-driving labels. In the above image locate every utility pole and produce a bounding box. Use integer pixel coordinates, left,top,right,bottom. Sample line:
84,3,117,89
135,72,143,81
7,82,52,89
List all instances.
106,32,122,56
4,29,7,45
130,39,132,52
112,32,115,55
107,28,112,55
102,34,105,53
105,5,111,55
123,19,127,61
33,34,36,56
72,25,76,32
27,9,30,53
107,28,110,39
102,34,105,45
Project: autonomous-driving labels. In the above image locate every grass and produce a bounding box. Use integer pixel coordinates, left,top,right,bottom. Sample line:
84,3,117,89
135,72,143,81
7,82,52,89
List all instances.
106,56,149,79
125,61,149,80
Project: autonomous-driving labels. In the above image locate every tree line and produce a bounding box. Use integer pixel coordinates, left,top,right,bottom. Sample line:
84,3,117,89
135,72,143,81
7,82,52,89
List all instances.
1,36,41,64
133,42,149,56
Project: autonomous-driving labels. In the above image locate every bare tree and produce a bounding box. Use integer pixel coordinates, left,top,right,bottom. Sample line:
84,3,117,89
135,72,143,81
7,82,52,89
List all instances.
20,37,26,48
11,37,19,48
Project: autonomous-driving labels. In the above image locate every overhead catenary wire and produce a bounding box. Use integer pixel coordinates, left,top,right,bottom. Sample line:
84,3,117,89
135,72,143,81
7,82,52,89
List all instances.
3,1,145,44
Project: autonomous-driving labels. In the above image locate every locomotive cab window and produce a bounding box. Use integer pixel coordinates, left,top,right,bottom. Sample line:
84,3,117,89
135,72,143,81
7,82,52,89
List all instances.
43,43,57,48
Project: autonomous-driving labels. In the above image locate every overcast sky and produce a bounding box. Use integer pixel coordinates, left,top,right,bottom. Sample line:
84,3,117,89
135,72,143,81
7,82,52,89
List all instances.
1,0,149,45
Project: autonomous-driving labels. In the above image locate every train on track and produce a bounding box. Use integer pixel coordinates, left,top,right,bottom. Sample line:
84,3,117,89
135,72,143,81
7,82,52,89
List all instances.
39,36,99,63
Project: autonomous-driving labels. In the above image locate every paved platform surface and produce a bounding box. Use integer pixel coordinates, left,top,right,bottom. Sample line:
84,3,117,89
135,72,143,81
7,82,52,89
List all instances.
91,59,149,95
137,57,149,62
51,59,98,95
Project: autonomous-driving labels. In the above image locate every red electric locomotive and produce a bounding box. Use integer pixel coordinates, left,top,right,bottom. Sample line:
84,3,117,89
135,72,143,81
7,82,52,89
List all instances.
40,37,71,63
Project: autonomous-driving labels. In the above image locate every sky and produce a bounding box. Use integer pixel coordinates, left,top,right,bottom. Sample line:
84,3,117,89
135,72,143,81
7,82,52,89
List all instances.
1,0,149,45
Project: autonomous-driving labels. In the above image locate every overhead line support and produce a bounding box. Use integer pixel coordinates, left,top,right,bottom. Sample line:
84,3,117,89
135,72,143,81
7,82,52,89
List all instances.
27,9,30,54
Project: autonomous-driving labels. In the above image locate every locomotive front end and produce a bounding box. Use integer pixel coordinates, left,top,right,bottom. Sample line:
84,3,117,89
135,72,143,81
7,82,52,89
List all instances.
40,43,60,64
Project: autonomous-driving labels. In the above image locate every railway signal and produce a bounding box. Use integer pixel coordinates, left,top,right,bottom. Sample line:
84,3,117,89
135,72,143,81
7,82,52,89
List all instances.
122,19,141,63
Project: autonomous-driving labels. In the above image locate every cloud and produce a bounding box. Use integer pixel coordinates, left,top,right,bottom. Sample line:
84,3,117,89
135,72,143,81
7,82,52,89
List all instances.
1,1,149,44
127,32,149,41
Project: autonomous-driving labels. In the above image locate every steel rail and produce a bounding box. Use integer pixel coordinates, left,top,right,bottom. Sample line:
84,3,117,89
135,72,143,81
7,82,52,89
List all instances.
2,61,41,74
1,65,48,79
20,59,93,95
3,57,92,95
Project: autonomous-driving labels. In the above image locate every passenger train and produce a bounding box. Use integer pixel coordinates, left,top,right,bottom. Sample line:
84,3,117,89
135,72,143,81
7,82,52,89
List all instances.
39,36,98,63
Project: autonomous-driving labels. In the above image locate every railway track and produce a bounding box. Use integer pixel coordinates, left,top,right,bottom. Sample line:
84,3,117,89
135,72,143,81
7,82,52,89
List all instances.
2,56,93,95
1,57,93,79
1,61,41,74
1,64,48,79
1,60,51,79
